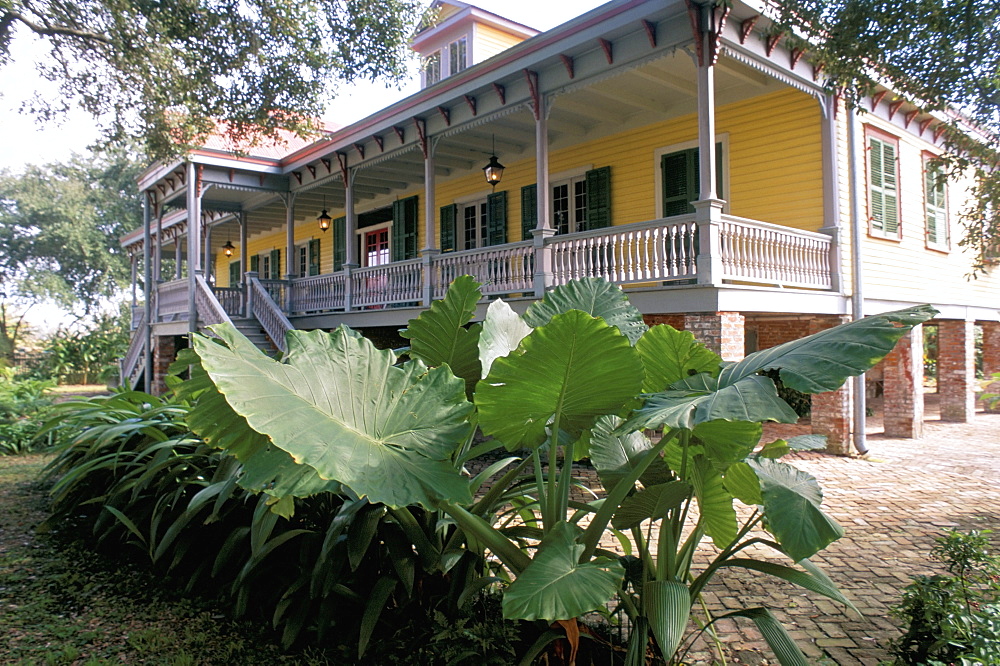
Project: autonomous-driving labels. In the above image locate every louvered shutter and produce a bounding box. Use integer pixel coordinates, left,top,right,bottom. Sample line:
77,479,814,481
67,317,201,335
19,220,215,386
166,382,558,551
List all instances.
229,260,241,287
521,184,537,240
270,249,281,279
487,191,508,246
332,217,346,271
250,254,259,273
869,137,899,237
440,204,457,252
308,239,320,276
662,150,694,217
392,196,419,260
585,166,611,229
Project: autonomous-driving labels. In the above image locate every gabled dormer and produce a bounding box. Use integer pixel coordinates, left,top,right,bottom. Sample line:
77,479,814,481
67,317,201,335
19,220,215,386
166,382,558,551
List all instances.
411,1,538,88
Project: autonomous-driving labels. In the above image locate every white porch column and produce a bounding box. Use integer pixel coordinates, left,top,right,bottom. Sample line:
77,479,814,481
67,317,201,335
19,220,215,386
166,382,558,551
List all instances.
422,142,439,306
186,162,202,335
142,192,153,393
819,93,842,293
344,171,358,311
154,205,163,284
694,20,723,286
532,98,555,296
284,193,296,312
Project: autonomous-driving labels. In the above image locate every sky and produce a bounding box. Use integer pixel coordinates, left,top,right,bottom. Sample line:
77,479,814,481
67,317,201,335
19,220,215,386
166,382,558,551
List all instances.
0,0,610,173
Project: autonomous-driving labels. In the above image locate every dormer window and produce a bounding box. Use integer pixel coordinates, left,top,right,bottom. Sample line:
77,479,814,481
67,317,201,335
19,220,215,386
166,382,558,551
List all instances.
449,37,467,75
425,51,441,86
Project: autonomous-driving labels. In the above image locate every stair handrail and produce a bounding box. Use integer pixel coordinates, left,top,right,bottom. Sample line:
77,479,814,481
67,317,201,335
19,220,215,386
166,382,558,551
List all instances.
120,309,148,390
195,274,235,328
248,276,292,353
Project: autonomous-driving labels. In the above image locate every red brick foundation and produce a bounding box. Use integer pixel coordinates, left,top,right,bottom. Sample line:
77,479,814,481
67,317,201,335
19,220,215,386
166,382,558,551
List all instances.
683,312,745,362
643,314,686,330
882,326,924,438
151,335,177,396
938,319,975,422
982,321,1000,378
807,316,853,455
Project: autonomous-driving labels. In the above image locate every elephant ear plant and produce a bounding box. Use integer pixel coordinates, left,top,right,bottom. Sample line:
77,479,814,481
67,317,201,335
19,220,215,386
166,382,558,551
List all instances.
189,276,935,664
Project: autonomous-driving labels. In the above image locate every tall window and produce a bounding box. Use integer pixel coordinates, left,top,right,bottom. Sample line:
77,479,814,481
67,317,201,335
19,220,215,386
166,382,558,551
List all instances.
659,143,723,217
924,158,948,249
449,37,467,75
552,176,587,235
425,51,441,86
261,254,271,279
461,199,488,249
868,133,900,238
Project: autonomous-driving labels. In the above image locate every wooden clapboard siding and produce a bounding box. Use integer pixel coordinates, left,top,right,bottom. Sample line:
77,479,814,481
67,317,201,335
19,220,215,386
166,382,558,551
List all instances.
473,23,525,62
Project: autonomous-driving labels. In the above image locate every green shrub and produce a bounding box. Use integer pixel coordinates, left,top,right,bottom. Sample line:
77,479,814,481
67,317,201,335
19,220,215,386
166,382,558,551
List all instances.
0,369,55,455
891,529,1000,665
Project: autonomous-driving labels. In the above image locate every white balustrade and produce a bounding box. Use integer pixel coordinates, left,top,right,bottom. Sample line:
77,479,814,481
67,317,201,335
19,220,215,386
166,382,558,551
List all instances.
547,216,699,286
432,242,534,298
155,279,188,321
289,273,346,313
350,259,423,308
211,287,244,317
249,278,293,353
719,215,832,289
195,275,233,327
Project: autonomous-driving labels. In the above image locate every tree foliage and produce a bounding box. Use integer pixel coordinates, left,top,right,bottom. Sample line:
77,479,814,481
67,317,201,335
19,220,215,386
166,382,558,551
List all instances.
0,145,141,312
0,0,423,159
769,0,1000,273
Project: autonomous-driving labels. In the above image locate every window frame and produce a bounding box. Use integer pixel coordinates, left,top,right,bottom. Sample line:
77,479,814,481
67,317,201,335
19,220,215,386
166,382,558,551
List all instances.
922,152,949,251
424,50,442,86
865,126,902,240
653,135,729,219
448,36,468,76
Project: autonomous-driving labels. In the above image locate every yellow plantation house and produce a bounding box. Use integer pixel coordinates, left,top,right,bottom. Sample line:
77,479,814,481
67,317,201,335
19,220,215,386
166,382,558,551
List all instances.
120,0,1000,454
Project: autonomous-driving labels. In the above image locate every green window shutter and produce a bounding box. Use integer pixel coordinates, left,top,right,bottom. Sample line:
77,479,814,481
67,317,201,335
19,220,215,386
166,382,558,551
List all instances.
487,190,508,246
250,254,259,274
228,260,241,287
925,164,947,246
391,196,419,261
869,137,899,236
333,216,346,271
714,141,724,198
521,184,537,240
440,204,457,252
270,249,281,279
585,166,612,229
662,150,695,217
308,239,320,276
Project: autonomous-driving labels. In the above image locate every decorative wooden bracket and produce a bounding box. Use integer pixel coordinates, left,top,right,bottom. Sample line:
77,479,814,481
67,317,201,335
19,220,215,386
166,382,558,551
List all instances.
739,16,758,44
321,158,331,173
812,62,826,79
871,90,888,110
306,164,316,178
228,168,235,183
354,142,366,159
919,118,934,135
642,19,657,47
393,126,405,144
493,83,506,105
904,109,919,128
560,54,574,79
336,152,349,184
166,177,175,190
259,174,265,187
464,95,477,116
686,0,730,65
176,169,186,185
157,183,166,195
414,117,428,158
599,38,613,64
524,69,540,120
292,171,302,185
790,47,805,69
374,135,384,152
933,124,948,142
765,32,781,57
888,99,904,120
196,165,203,196
437,106,451,126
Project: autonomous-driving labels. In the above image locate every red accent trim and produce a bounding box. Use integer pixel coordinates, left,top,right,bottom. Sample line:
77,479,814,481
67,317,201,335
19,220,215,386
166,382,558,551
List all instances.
599,38,613,64
790,48,805,69
414,117,428,158
711,7,730,64
437,106,451,126
336,152,349,183
933,125,948,142
464,95,477,116
560,54,574,79
292,171,302,184
919,118,933,135
321,158,331,173
354,142,366,159
685,0,703,65
888,99,904,120
493,83,506,105
904,109,919,128
393,126,405,144
739,16,758,44
524,69,540,120
228,169,234,183
642,19,656,47
871,90,887,110
765,32,781,57
306,164,316,178
374,135,384,152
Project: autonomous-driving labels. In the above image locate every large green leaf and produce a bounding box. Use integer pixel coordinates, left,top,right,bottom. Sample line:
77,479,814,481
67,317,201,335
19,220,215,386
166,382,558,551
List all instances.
400,274,483,397
612,480,691,530
523,277,648,344
748,458,843,561
589,415,672,493
714,607,809,666
636,323,722,392
722,461,762,505
692,419,762,469
478,298,532,378
502,521,623,621
643,580,691,660
194,325,473,509
719,558,858,613
719,305,937,393
476,310,644,450
628,374,800,431
691,455,737,548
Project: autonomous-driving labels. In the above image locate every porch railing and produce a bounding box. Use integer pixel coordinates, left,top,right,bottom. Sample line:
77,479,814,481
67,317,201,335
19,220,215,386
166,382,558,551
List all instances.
120,309,147,390
719,215,833,289
433,242,534,298
212,286,245,317
350,259,422,308
195,275,234,328
248,276,293,353
289,273,346,314
156,279,188,321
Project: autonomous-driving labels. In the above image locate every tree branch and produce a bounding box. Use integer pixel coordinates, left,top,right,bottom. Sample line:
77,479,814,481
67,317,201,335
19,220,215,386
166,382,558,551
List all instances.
3,11,111,44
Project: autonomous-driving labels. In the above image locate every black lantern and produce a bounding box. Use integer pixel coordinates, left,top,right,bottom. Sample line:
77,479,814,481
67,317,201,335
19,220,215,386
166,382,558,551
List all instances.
223,239,235,257
482,135,504,189
317,193,332,232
